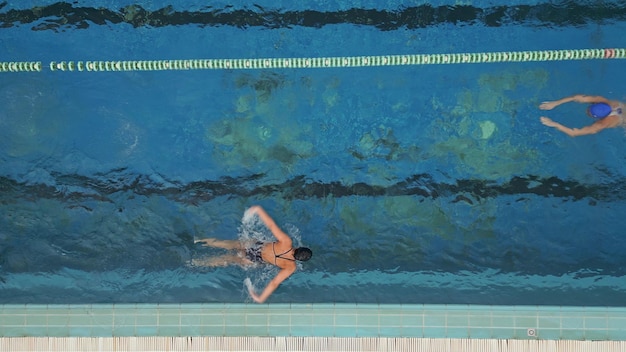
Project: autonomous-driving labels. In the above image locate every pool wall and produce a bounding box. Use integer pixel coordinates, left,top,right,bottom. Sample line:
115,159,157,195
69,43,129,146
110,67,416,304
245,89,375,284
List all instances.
1,303,625,340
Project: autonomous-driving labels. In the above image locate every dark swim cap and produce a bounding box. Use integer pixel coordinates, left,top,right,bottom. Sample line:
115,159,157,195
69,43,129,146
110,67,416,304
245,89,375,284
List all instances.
588,103,612,119
294,247,312,261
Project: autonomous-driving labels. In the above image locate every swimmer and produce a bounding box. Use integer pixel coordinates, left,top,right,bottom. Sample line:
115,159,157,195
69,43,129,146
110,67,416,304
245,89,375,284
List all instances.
193,205,312,303
539,94,625,137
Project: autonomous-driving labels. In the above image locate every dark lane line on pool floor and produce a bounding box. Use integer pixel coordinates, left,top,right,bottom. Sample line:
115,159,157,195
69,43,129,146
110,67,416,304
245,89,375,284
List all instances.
0,171,619,205
0,2,624,31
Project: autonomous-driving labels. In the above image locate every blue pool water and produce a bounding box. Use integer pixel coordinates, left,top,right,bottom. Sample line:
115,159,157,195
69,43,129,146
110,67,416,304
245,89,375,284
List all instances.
1,1,626,305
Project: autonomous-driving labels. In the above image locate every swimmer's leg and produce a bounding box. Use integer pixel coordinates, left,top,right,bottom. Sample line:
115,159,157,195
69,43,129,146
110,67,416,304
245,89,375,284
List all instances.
194,238,244,250
191,254,252,267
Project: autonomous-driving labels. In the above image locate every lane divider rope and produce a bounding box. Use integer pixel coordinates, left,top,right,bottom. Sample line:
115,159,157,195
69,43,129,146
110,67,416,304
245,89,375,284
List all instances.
1,48,624,73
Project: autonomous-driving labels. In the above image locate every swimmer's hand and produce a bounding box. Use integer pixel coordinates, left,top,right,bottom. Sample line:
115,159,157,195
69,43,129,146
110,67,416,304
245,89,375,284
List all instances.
247,205,261,214
244,278,264,303
540,116,560,128
249,289,263,303
539,101,558,110
244,206,260,219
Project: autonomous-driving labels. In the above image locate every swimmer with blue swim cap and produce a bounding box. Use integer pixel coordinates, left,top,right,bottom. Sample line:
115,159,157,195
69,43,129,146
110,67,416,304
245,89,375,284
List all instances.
587,102,613,119
540,94,625,137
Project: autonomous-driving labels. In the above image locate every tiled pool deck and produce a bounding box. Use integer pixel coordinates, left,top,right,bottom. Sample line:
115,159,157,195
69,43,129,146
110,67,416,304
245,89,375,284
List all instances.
1,304,625,340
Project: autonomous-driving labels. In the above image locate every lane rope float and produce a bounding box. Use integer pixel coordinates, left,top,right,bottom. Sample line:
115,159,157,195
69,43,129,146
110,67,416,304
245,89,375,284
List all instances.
1,48,624,73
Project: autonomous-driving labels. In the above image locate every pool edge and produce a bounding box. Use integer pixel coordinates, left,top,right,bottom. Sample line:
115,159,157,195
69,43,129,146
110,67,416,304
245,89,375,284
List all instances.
1,303,625,340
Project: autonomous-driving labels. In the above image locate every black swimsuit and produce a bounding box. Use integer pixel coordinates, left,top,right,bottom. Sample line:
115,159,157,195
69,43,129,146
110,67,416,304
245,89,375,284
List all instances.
245,242,295,264
273,242,295,264
245,242,264,263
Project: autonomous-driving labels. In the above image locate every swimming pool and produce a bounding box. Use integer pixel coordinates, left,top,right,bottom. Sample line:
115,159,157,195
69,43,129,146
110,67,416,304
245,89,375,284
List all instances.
1,0,626,308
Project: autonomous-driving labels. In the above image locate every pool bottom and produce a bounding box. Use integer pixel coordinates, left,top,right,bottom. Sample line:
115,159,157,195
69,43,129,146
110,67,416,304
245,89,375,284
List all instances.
1,303,624,340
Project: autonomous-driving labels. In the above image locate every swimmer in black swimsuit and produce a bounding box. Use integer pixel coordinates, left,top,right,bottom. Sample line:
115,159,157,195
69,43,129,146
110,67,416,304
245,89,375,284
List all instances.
193,205,312,303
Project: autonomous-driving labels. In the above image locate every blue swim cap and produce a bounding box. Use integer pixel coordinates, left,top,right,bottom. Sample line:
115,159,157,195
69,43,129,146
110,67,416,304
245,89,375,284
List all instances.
588,103,612,119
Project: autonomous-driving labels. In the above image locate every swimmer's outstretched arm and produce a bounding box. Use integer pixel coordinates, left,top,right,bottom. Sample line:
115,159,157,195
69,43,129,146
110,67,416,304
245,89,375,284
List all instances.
540,116,607,137
246,206,291,243
540,94,610,110
248,267,295,303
